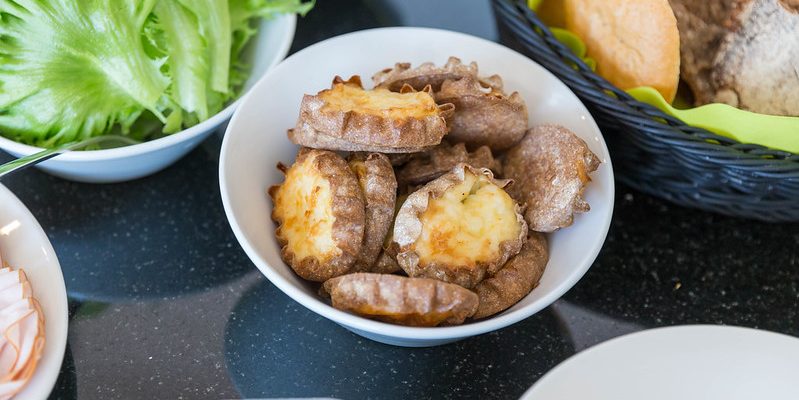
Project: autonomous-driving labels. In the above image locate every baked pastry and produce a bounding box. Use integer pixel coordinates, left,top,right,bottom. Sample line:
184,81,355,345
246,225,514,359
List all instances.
435,75,528,151
374,58,528,151
563,0,681,102
347,153,397,272
396,141,501,187
372,56,479,92
322,273,479,326
365,191,411,275
370,251,402,274
669,0,799,116
394,164,527,288
503,125,600,232
289,76,454,153
268,149,365,281
472,232,549,319
385,153,416,167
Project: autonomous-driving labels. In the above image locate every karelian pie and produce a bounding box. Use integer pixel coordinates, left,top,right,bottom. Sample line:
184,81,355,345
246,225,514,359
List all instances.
396,141,501,187
346,153,397,272
269,149,366,281
289,76,453,153
502,125,600,232
393,164,526,288
472,232,549,319
322,273,479,327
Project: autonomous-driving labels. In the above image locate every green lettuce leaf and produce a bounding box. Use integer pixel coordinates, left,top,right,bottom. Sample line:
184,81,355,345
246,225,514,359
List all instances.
152,1,209,124
227,0,314,94
0,0,313,147
0,0,169,146
177,0,232,96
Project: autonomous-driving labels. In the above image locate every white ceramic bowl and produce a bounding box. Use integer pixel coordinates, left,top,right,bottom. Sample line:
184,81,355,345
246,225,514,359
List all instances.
0,15,296,183
523,325,799,400
0,184,69,399
220,27,615,347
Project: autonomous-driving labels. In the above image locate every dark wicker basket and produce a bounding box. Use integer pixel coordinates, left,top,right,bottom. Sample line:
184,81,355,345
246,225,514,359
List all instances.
493,0,799,222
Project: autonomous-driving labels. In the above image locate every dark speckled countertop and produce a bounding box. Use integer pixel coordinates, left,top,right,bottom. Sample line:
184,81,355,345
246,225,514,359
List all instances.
4,1,798,399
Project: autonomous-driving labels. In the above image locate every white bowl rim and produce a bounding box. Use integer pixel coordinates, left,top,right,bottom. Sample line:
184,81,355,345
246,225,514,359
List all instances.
0,184,69,399
0,14,297,162
220,26,615,340
521,325,799,399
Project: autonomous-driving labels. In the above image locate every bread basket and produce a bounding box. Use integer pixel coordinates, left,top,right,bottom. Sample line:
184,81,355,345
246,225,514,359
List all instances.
493,0,799,222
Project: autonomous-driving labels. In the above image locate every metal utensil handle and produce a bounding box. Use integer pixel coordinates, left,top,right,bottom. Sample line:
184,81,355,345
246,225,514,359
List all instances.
0,135,140,179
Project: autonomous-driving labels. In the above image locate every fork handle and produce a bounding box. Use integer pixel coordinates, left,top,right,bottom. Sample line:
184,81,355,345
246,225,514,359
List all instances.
0,135,140,179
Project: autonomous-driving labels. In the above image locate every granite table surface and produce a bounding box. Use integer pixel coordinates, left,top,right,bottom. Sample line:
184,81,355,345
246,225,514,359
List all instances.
4,1,797,399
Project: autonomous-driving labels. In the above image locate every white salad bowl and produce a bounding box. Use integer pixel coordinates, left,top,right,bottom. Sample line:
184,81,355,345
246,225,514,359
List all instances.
0,184,68,399
220,27,614,347
0,15,296,183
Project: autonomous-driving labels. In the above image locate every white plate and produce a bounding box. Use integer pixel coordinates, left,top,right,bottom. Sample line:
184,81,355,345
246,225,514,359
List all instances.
0,185,68,399
0,14,296,183
220,27,614,347
523,325,799,400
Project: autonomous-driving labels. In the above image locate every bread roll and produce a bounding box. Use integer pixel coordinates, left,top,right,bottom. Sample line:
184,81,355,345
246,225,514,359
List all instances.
670,0,799,116
563,0,681,102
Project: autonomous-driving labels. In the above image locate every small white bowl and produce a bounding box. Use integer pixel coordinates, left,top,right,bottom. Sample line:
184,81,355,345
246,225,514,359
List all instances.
0,15,296,183
220,27,615,347
523,325,799,400
0,184,68,399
